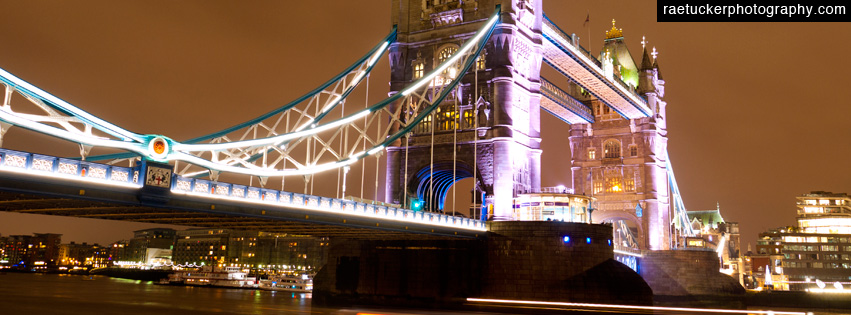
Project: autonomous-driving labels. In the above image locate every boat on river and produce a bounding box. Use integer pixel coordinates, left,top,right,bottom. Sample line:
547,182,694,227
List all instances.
258,273,313,292
166,266,257,288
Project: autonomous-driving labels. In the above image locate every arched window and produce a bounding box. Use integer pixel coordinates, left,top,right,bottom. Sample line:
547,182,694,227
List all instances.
437,46,457,64
604,140,621,159
413,62,424,79
435,45,459,85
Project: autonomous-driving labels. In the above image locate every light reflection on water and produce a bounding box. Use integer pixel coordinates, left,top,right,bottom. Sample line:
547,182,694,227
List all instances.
0,273,317,314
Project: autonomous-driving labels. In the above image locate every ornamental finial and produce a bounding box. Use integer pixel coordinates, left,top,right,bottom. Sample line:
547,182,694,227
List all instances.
605,19,623,39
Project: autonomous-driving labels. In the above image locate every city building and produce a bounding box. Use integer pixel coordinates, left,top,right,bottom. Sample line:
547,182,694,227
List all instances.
108,240,129,262
685,207,743,285
0,233,62,269
173,228,327,270
127,228,176,264
59,242,111,268
746,191,851,291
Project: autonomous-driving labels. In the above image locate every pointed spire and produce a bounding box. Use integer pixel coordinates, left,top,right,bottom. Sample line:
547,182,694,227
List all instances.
640,47,653,70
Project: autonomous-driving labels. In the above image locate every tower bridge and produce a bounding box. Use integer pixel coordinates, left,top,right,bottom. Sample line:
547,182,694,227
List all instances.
0,1,695,252
0,1,744,304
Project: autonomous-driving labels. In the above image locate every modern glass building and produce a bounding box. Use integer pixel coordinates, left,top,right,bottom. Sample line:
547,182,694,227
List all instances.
750,191,851,291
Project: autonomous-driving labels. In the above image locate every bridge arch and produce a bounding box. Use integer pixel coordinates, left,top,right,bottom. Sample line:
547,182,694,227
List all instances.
595,210,644,250
407,160,477,213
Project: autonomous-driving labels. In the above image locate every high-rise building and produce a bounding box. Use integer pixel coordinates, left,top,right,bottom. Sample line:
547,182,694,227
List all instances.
746,191,851,291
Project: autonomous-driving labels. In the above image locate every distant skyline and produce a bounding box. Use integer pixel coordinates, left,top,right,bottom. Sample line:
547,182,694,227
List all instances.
0,1,848,246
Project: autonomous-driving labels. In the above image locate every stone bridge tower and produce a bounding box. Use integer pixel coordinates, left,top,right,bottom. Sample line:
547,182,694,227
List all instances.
385,0,543,220
567,21,670,250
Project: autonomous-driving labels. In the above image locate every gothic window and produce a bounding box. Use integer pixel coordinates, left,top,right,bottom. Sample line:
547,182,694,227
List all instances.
476,54,486,70
437,46,457,64
604,140,621,159
413,62,424,79
629,145,638,157
438,107,457,130
588,148,596,160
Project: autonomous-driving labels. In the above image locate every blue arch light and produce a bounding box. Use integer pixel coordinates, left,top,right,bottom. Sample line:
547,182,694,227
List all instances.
586,237,591,244
563,236,570,243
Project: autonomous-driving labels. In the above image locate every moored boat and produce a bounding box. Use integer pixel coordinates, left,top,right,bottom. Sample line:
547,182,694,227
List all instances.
166,266,257,288
258,273,313,292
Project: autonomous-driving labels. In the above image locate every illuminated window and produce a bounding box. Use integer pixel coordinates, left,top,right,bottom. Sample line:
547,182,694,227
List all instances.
416,114,433,134
438,46,457,64
604,140,621,158
593,182,603,194
625,178,635,192
438,107,457,130
606,177,624,193
413,62,424,79
588,149,596,160
476,54,486,70
463,110,474,128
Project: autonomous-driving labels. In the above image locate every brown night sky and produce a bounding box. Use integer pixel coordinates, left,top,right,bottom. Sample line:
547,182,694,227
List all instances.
0,1,848,247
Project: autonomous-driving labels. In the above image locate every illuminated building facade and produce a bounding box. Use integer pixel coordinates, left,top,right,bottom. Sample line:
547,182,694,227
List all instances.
567,21,670,250
0,233,62,269
748,191,851,291
127,228,176,263
685,208,743,285
173,229,328,270
385,0,543,219
511,189,593,222
58,242,110,267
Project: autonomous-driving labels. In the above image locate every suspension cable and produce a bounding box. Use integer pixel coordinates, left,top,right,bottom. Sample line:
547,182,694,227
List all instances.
473,61,478,220
452,84,457,217
360,74,369,200
429,78,436,213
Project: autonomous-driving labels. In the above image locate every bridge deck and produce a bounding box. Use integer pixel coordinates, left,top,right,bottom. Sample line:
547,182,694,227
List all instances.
0,149,484,239
541,15,651,120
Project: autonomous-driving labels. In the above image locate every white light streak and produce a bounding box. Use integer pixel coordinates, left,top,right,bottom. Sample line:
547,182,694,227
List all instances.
466,298,806,315
613,249,643,257
0,107,142,153
368,42,390,67
0,67,144,142
170,186,485,232
0,163,141,189
174,110,370,152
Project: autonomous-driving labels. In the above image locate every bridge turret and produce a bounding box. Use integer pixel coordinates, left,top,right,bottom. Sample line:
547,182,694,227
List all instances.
385,0,543,220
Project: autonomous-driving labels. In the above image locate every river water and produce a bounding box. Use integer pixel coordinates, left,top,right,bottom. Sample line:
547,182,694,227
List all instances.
0,273,838,315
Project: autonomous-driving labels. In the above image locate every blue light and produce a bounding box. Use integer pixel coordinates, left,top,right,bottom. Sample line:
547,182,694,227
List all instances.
563,236,570,243
586,237,591,244
608,239,612,246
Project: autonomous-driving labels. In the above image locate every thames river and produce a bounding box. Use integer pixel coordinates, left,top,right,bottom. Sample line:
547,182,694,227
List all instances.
0,273,836,315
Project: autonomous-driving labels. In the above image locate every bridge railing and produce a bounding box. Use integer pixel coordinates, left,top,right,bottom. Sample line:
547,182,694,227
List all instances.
170,175,486,231
0,148,140,187
540,78,595,123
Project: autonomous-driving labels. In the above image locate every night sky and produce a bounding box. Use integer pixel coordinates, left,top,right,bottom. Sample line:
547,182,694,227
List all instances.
0,1,848,248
